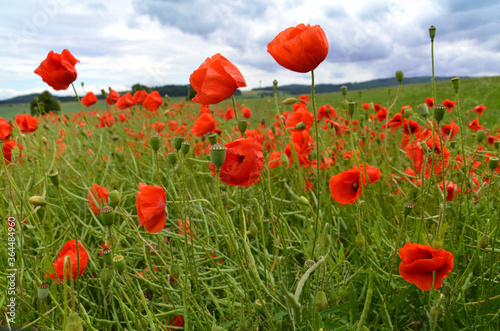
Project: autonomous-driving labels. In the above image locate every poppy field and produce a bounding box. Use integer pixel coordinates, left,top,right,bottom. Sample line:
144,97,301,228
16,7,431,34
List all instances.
1,24,500,330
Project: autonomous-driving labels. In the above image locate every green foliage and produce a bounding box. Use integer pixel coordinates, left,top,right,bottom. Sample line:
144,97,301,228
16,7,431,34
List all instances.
132,83,151,93
30,90,61,115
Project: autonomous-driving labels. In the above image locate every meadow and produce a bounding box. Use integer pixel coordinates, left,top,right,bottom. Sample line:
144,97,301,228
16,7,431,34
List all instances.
1,26,500,331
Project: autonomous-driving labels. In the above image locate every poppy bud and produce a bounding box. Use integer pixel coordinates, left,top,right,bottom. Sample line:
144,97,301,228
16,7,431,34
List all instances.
402,109,412,119
273,80,278,90
109,190,120,207
42,136,48,145
478,235,489,249
403,202,414,217
313,290,328,313
430,304,444,322
434,104,445,122
429,25,436,41
282,97,298,105
210,143,226,170
11,145,20,163
100,206,115,226
249,222,258,237
298,196,309,206
48,169,59,187
149,135,161,151
173,135,185,151
100,267,111,288
65,311,84,331
207,132,218,145
167,151,177,165
237,120,248,134
295,122,306,130
102,247,113,266
113,254,125,272
347,101,356,117
280,153,289,168
488,157,499,171
29,196,47,207
476,130,486,143
395,70,404,84
254,299,265,314
355,233,365,249
37,282,50,301
111,134,120,141
340,85,347,96
417,103,429,118
432,237,443,250
180,142,190,155
260,118,266,126
451,76,460,92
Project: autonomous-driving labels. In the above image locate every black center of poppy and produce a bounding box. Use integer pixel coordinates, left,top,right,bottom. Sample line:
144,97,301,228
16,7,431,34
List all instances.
425,252,433,259
237,155,245,164
351,182,359,192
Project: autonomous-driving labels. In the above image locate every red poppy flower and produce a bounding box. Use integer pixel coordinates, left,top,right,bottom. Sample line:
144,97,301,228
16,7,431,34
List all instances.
376,108,388,122
284,131,314,167
329,164,381,206
425,97,434,108
472,104,486,116
224,108,235,121
2,140,23,165
267,23,329,73
136,183,166,233
178,220,194,238
405,133,450,177
0,118,12,140
81,92,97,107
15,114,39,133
439,181,457,201
268,150,283,170
398,242,454,291
99,113,115,128
468,118,483,132
286,105,314,132
189,53,246,104
242,107,252,119
442,99,456,112
143,91,163,112
34,49,79,90
167,315,185,331
87,184,109,214
440,120,459,141
381,113,403,132
190,113,216,137
116,92,134,110
106,89,120,105
317,105,337,121
48,239,89,282
118,113,128,123
153,122,165,133
133,90,148,105
402,119,421,135
209,136,264,188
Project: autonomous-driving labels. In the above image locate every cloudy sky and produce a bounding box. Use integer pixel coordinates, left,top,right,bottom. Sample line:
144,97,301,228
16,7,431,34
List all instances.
0,0,499,101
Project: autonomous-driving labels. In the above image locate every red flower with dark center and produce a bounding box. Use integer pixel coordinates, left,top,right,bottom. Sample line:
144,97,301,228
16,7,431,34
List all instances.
376,108,388,122
0,118,12,140
329,164,381,206
440,120,459,141
267,23,329,73
48,239,89,282
116,92,134,110
81,92,97,107
398,242,454,291
209,136,264,187
189,53,246,104
34,49,79,90
143,91,163,112
442,99,456,112
405,132,450,177
425,97,434,108
136,183,166,233
381,113,403,132
468,118,483,132
472,104,486,116
15,114,39,133
87,184,109,214
190,113,216,137
106,89,120,105
402,119,421,135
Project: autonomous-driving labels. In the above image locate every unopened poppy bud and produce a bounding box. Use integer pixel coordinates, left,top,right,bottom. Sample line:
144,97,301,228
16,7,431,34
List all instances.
149,135,161,151
210,143,226,170
280,153,289,168
180,141,190,155
340,85,347,96
273,80,278,91
478,235,489,249
170,264,180,280
282,97,298,105
11,145,20,163
295,122,306,130
434,104,445,122
347,101,356,117
207,132,218,145
476,130,486,143
368,102,375,112
396,70,404,83
29,196,47,207
298,196,309,206
429,25,436,41
249,222,258,237
48,169,59,187
417,103,429,118
173,135,185,151
451,76,460,91
488,157,499,171
403,202,414,216
167,151,177,165
65,311,84,331
237,120,248,134
313,290,328,313
37,282,50,301
260,118,266,125
102,247,113,266
254,299,265,314
113,254,125,272
432,238,443,250
402,109,412,119
100,268,111,288
109,190,120,207
355,233,365,249
100,206,115,226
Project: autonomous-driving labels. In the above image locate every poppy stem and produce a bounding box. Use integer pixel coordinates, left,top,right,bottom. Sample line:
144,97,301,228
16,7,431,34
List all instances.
310,70,321,257
231,95,240,124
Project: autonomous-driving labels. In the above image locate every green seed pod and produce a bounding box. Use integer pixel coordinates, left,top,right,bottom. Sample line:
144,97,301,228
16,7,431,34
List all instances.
298,196,309,206
29,196,47,207
37,282,50,301
347,101,356,117
113,255,125,272
476,130,487,143
429,25,436,41
295,122,306,130
149,134,161,151
488,157,499,171
434,104,446,123
109,190,120,207
167,151,177,165
395,70,404,84
451,76,460,92
173,135,185,151
48,169,59,187
340,85,347,96
210,143,227,170
313,290,328,313
100,206,115,226
207,132,218,145
478,235,489,249
355,233,365,249
280,152,289,168
403,202,414,217
237,120,248,134
11,145,20,163
282,97,298,105
100,267,111,288
249,222,258,237
494,141,500,149
180,141,190,155
102,247,113,266
65,311,84,331
417,103,430,118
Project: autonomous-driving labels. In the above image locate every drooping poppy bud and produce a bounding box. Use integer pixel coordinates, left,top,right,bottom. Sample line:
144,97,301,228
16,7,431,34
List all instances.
417,103,429,118
48,169,59,187
29,196,47,207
